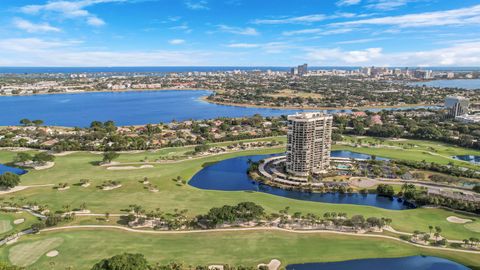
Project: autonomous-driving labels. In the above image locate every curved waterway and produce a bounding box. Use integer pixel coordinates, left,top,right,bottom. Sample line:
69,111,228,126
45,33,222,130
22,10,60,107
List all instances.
453,155,480,165
0,90,437,127
286,256,470,270
188,151,412,210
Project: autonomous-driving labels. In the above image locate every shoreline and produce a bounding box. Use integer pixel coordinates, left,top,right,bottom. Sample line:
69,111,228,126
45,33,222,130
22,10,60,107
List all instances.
0,87,212,97
201,96,438,111
1,87,437,111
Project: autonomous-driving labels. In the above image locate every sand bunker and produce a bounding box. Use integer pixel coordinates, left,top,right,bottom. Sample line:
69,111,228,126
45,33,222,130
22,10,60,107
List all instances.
106,165,154,170
34,162,55,170
257,259,281,270
13,219,25,225
46,250,59,257
102,185,122,191
447,216,472,224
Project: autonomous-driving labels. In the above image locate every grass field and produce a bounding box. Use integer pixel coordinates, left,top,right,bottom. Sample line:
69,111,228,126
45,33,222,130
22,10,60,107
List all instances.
465,223,480,233
0,138,479,241
1,229,479,270
0,212,39,239
337,136,480,170
8,237,63,267
0,220,12,235
1,136,480,269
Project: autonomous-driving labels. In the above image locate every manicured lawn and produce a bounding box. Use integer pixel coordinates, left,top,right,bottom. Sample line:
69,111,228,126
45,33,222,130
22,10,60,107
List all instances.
0,212,39,239
8,237,63,267
0,220,11,235
1,229,479,270
0,142,478,241
1,137,480,269
337,136,480,170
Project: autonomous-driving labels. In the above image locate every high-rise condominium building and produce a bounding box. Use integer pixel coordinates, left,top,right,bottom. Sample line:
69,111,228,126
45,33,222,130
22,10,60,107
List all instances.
445,96,470,117
286,112,333,177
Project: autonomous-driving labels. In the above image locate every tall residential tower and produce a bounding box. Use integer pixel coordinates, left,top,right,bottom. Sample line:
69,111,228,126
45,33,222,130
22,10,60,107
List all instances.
445,96,470,118
286,112,333,177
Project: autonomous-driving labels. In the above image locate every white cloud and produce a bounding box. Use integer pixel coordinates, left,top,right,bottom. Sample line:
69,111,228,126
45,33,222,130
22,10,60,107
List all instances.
169,39,185,45
227,43,260,48
366,0,413,11
253,14,328,25
86,16,106,26
253,12,366,25
218,25,259,35
0,38,77,52
13,18,61,33
0,37,214,66
306,47,383,64
185,0,209,10
305,41,480,66
227,42,290,54
333,4,480,27
336,0,361,7
170,23,192,33
282,28,352,36
19,0,126,26
335,38,386,44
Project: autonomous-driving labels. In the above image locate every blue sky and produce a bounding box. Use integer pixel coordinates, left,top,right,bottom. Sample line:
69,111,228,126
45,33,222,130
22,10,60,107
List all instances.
0,0,479,66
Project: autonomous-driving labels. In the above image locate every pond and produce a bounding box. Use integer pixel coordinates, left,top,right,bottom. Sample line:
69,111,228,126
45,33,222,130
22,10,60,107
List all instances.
0,90,438,127
188,151,412,210
331,150,389,160
453,155,480,165
0,164,27,175
286,256,470,270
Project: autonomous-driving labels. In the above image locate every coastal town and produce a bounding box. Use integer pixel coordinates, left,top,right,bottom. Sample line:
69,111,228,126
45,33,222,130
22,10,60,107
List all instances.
1,66,479,111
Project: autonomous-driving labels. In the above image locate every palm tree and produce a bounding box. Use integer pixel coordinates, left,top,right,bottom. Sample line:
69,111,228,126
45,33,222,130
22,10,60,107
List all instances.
434,232,440,242
428,225,433,234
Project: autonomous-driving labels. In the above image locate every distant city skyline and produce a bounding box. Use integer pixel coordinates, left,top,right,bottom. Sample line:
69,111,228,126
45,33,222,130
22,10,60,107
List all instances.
0,0,479,67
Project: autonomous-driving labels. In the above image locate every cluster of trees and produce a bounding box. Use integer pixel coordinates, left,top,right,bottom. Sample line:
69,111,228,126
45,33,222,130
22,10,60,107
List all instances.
197,202,265,228
376,184,395,197
335,109,480,150
91,253,259,270
19,118,43,127
396,160,478,179
1,116,286,152
15,152,55,165
377,183,480,214
0,172,20,189
415,194,480,214
102,151,120,163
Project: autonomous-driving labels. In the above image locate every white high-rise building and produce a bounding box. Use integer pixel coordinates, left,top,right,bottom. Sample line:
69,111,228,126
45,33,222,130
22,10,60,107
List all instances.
445,96,470,118
286,112,333,177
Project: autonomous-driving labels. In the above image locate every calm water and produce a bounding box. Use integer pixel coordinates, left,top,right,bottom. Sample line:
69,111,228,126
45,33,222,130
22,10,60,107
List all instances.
188,152,411,210
0,90,437,127
453,155,480,165
332,150,389,161
409,79,480,90
286,256,470,270
0,164,27,175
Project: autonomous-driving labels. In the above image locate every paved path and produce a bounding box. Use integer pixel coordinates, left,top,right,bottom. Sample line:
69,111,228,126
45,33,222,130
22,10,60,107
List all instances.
40,225,480,254
0,184,54,195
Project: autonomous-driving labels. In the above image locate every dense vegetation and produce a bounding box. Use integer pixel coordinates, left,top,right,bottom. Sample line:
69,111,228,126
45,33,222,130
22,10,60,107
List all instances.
334,109,480,150
196,202,265,228
90,253,260,270
209,76,477,108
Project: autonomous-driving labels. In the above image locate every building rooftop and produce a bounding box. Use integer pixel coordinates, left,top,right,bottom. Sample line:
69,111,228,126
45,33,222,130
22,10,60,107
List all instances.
287,112,332,121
